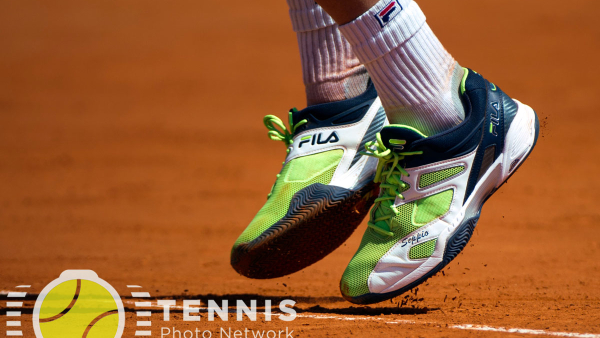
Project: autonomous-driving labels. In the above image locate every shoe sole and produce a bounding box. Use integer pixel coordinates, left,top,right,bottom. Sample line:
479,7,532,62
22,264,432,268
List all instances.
231,180,378,279
346,106,540,304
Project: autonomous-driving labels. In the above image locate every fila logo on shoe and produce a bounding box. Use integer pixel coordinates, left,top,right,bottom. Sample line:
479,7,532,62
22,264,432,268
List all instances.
490,101,501,136
298,131,340,148
375,0,403,28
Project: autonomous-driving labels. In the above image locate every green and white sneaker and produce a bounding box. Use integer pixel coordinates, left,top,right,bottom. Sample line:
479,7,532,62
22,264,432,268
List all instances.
340,69,539,304
231,82,387,279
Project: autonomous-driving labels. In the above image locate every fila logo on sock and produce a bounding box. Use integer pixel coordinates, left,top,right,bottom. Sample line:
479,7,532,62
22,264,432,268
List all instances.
298,132,340,148
375,0,403,28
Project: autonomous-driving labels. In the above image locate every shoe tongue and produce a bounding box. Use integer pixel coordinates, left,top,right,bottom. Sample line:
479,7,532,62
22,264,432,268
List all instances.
380,125,427,151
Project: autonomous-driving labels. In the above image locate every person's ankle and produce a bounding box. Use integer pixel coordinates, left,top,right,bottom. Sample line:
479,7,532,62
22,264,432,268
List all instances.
305,67,370,106
385,63,465,136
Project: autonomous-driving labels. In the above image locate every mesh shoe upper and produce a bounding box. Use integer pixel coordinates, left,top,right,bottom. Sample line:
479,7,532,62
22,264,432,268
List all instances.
233,149,343,246
341,178,453,297
340,67,539,303
233,81,385,248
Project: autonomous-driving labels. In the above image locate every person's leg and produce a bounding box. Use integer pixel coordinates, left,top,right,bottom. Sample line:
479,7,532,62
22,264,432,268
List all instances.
286,0,369,106
311,0,378,25
319,0,541,304
230,0,389,279
315,0,464,136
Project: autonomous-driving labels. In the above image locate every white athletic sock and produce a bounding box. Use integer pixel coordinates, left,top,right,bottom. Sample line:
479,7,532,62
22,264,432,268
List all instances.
287,0,369,106
338,0,465,136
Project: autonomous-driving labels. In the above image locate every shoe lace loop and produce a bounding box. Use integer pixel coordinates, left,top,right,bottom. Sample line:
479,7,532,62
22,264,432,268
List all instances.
263,109,308,150
263,110,308,198
360,133,423,236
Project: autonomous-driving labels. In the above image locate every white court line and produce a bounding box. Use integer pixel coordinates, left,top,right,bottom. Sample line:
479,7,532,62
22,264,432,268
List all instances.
6,311,21,317
451,325,600,338
137,311,152,317
6,321,21,327
6,302,23,307
6,331,22,336
15,286,30,288
131,292,151,298
121,300,600,338
7,292,27,298
296,314,600,338
135,302,152,307
137,321,152,326
135,331,152,336
127,285,142,288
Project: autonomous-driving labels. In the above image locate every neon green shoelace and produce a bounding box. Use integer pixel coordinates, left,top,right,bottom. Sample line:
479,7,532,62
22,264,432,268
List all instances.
263,109,308,150
262,110,308,198
360,133,423,236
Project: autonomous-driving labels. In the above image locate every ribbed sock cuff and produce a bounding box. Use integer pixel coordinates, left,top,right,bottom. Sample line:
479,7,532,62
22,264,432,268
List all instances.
338,0,426,63
338,0,464,135
287,0,336,32
287,0,369,105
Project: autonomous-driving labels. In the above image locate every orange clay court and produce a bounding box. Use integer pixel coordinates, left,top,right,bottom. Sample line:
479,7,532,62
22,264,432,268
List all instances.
0,0,599,337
